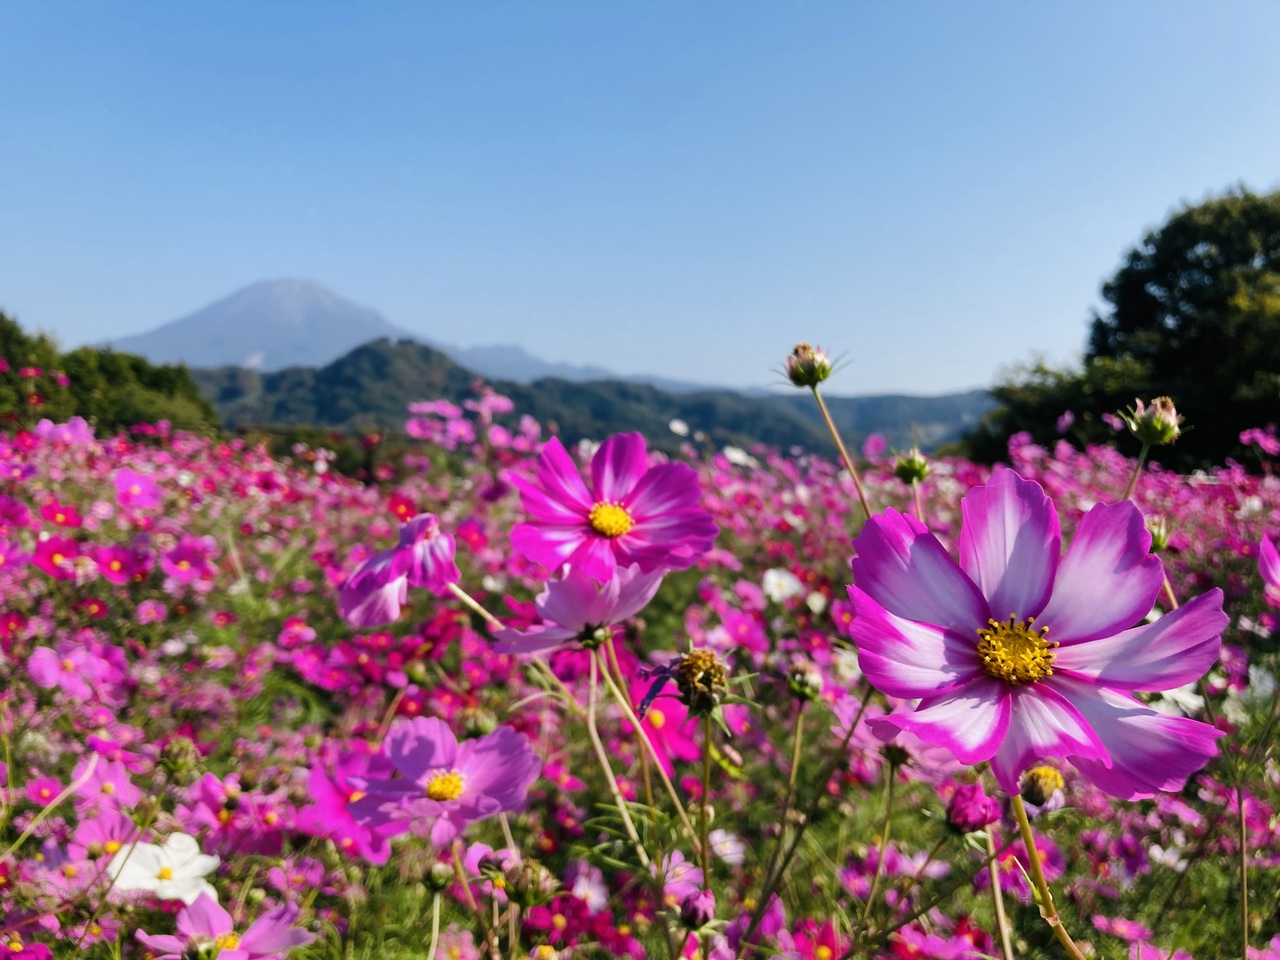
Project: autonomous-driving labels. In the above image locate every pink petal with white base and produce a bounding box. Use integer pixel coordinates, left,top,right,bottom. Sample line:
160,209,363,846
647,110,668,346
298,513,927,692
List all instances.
1037,501,1163,644
870,680,1011,765
847,586,983,697
626,463,705,518
1055,677,1222,800
1053,589,1226,690
591,433,649,502
851,509,989,634
959,469,1061,620
534,438,594,510
989,684,1109,793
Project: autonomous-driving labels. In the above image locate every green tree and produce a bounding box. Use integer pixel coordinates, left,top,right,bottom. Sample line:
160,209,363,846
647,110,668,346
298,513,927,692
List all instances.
968,187,1280,468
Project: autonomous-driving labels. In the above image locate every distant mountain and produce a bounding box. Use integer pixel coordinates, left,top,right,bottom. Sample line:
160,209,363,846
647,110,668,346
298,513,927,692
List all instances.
191,338,994,454
109,280,727,388
110,280,414,371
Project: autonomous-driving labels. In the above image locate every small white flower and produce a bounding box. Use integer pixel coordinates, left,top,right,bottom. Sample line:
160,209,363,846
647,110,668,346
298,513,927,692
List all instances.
1153,682,1205,717
805,591,827,615
108,833,220,905
762,568,804,603
722,446,759,469
709,829,746,865
668,418,690,437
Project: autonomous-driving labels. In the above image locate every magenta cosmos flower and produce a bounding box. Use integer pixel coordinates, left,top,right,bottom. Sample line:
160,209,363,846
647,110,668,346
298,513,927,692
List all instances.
492,564,665,655
511,433,718,581
350,717,541,846
136,892,315,960
1261,537,1280,608
338,513,461,628
849,469,1227,799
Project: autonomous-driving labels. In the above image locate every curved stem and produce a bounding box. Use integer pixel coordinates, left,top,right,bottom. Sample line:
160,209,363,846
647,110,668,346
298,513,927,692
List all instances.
1010,795,1086,960
1238,784,1250,960
427,893,442,960
985,828,1016,960
447,581,504,630
2,754,99,860
586,654,650,867
812,385,873,519
911,478,925,522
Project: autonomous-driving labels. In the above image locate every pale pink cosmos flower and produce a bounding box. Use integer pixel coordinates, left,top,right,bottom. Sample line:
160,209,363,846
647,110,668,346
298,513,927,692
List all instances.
136,892,314,959
849,469,1227,798
1260,537,1280,608
492,564,665,655
338,514,461,628
510,432,718,581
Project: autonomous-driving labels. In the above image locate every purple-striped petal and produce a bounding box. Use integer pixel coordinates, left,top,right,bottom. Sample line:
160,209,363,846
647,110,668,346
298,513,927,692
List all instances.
510,523,583,573
851,509,989,634
533,438,594,511
1037,500,1163,644
847,585,982,697
1054,677,1222,800
869,680,1011,765
565,533,618,582
591,432,649,502
988,684,1108,794
959,469,1060,620
511,475,590,525
1053,589,1226,690
626,463,704,519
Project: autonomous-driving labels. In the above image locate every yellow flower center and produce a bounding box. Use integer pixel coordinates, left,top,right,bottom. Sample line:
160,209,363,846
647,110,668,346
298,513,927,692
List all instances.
216,933,241,949
425,770,466,801
104,840,121,855
648,708,666,729
156,866,174,881
976,615,1057,685
588,501,633,538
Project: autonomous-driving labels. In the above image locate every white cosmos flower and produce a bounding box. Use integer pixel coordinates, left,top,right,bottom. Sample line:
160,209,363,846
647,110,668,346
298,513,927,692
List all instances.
108,832,220,905
762,568,804,603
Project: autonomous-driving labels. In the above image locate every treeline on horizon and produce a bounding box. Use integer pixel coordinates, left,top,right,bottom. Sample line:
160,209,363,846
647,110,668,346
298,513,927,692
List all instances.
3,186,1278,474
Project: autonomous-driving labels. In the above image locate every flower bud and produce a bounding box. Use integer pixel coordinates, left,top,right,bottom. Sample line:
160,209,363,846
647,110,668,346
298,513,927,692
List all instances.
159,737,202,785
1147,515,1171,552
680,889,716,929
946,781,1000,834
1019,765,1066,809
426,861,454,892
1121,397,1183,446
508,857,561,908
676,649,728,716
785,343,833,388
459,706,498,738
893,447,931,485
787,661,824,702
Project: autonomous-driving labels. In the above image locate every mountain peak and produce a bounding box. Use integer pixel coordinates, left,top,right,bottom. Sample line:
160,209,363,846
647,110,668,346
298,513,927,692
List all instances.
110,280,415,370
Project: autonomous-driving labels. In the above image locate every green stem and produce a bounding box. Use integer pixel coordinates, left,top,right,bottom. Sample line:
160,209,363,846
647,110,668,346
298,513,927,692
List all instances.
427,893,441,960
585,654,650,867
1010,795,1086,960
2,754,99,860
1238,784,1250,960
858,768,896,930
986,827,1016,960
911,478,925,522
1122,440,1152,501
812,385,873,519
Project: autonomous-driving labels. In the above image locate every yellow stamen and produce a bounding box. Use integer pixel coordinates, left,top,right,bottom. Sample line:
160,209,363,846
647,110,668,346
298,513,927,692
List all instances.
156,866,174,881
588,501,633,538
215,933,241,949
976,615,1057,685
648,708,666,729
104,840,121,855
425,769,466,801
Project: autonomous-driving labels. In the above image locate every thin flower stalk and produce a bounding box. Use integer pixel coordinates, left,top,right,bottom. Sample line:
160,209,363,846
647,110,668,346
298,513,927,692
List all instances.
1010,795,1087,960
858,768,897,933
586,654,650,868
986,827,1016,960
811,385,873,518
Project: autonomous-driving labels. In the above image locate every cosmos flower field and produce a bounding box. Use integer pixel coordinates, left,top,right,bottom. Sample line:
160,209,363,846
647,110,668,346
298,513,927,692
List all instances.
3,388,1280,960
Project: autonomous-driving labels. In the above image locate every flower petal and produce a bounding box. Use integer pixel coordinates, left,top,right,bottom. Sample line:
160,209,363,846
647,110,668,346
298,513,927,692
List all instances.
591,432,650,502
1053,589,1226,690
959,469,1060,620
385,717,459,782
510,523,584,574
869,680,1011,766
510,475,589,525
847,585,983,697
988,684,1108,794
1054,677,1222,800
851,509,989,634
625,462,704,519
534,438,594,511
1037,500,1163,644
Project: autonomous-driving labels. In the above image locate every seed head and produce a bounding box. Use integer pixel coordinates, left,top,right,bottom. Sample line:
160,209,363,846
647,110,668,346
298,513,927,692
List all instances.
676,649,729,716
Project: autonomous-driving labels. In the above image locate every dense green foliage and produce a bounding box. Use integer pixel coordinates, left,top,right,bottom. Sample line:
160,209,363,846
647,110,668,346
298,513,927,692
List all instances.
193,338,993,455
0,311,220,432
967,188,1280,467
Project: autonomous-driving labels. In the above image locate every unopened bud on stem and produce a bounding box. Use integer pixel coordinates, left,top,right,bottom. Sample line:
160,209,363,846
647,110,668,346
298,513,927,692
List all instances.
785,343,833,388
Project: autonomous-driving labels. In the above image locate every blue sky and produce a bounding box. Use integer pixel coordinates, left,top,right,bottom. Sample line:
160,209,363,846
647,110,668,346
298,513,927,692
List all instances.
2,2,1278,395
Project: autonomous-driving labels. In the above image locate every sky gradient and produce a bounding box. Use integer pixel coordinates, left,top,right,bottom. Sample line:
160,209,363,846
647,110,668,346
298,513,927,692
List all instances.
2,2,1279,396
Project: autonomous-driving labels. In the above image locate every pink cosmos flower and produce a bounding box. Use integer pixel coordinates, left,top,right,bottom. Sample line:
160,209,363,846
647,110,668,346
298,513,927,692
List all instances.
114,469,161,510
1261,537,1280,608
849,469,1227,798
136,892,314,960
492,564,665,655
338,514,461,628
350,717,541,846
510,433,718,581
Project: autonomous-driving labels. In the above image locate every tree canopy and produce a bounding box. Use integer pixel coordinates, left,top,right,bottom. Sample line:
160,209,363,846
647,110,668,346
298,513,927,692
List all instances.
968,188,1280,469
